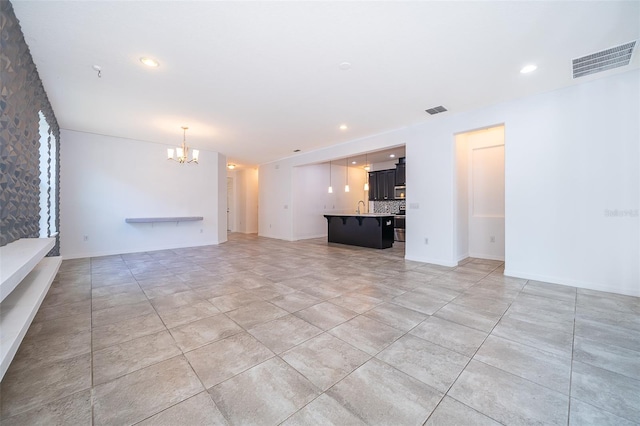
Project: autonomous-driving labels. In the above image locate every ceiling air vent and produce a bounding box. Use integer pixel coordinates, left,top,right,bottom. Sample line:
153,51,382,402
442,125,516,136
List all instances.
425,106,448,115
572,41,636,79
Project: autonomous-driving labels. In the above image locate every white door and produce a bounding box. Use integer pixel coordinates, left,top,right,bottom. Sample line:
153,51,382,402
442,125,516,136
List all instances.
468,143,505,260
227,177,234,232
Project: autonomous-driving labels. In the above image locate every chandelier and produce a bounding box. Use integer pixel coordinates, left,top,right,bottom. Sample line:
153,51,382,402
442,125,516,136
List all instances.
167,126,199,164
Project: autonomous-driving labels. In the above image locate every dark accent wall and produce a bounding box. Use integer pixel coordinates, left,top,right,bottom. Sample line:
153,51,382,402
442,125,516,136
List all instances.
0,0,60,254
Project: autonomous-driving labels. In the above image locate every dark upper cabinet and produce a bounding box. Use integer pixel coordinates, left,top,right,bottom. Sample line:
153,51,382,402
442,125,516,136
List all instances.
369,169,396,200
395,158,406,186
374,172,385,200
368,172,377,201
383,170,395,200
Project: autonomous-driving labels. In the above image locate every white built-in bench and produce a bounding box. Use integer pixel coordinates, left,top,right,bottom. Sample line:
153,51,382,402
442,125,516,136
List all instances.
0,238,61,380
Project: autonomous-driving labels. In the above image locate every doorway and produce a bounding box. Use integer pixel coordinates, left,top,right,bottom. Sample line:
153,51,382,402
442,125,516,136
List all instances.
455,125,505,261
227,177,234,232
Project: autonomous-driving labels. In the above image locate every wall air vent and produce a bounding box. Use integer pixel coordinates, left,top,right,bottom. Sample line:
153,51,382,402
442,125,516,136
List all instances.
425,106,448,115
572,41,636,79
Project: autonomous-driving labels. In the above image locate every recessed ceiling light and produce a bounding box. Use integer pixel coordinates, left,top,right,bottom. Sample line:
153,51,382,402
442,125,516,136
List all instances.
227,164,236,170
352,161,357,165
364,166,370,171
389,154,395,158
140,57,160,68
293,149,301,152
339,124,348,131
520,64,537,74
339,62,352,71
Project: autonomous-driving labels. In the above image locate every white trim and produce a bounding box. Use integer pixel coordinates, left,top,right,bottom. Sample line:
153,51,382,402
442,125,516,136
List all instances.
293,234,327,241
468,252,505,262
61,240,223,260
404,254,458,268
504,269,640,297
457,252,470,262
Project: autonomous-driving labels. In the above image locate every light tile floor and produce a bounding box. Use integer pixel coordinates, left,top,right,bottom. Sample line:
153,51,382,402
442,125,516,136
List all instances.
1,233,639,425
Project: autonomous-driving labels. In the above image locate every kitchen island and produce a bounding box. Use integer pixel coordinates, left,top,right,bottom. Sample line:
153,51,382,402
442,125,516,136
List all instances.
323,214,394,249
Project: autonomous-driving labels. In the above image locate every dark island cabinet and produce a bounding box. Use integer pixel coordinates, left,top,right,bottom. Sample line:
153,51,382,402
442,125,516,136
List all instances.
324,214,394,249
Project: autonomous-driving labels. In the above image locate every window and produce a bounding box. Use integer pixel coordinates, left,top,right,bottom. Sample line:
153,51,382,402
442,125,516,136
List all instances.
38,111,57,237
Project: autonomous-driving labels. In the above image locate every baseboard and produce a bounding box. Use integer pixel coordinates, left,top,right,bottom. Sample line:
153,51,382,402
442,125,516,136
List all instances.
293,234,326,241
468,252,505,261
503,269,640,297
62,240,223,260
404,254,458,268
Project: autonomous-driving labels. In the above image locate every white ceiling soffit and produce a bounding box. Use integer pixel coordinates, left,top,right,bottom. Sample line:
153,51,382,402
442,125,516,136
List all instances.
10,1,640,167
573,41,636,79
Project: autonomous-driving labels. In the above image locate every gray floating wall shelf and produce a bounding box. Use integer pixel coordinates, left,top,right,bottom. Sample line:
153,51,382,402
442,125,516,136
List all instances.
125,217,203,223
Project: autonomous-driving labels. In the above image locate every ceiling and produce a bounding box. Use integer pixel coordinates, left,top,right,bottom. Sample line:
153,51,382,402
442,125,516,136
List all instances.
11,1,639,168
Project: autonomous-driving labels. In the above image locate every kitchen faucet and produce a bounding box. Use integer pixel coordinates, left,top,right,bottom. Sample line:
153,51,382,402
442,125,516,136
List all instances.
357,200,366,214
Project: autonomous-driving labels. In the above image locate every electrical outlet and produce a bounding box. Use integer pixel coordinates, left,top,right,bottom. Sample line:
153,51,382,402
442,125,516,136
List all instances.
83,235,88,241
490,236,495,243
424,237,429,245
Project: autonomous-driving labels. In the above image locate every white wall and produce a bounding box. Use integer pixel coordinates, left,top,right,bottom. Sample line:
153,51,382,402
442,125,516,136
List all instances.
501,73,638,296
60,130,227,258
258,133,405,241
292,163,367,240
259,69,639,296
411,70,639,295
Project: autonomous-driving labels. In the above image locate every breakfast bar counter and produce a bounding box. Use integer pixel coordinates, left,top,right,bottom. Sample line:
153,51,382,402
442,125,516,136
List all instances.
323,214,394,249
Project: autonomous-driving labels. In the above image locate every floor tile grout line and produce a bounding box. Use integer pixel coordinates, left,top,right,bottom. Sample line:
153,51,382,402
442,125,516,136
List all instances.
129,391,212,426
309,285,492,426
568,394,640,425
421,276,526,425
423,394,509,426
433,284,579,397
567,287,578,426
179,351,233,425
90,256,96,426
0,384,93,422
310,300,444,424
274,345,372,425
568,336,640,382
90,256,197,399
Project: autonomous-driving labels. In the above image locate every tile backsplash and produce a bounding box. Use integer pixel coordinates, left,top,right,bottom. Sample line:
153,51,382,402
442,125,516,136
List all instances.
372,200,406,214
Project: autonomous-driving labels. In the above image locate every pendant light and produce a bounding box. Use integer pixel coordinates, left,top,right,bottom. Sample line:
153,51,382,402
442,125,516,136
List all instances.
328,161,333,193
364,153,369,191
344,158,350,192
